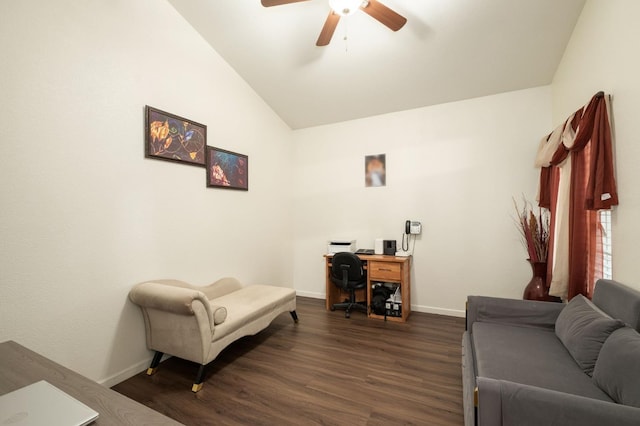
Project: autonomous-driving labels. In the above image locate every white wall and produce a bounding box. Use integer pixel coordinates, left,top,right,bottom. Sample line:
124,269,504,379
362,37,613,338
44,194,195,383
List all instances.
291,87,552,316
0,0,292,386
551,0,640,289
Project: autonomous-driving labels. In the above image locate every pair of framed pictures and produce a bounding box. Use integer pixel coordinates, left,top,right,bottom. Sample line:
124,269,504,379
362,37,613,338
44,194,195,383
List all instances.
144,105,248,191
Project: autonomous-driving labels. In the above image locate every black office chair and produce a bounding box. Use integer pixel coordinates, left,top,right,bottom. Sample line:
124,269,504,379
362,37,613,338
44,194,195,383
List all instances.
330,252,368,318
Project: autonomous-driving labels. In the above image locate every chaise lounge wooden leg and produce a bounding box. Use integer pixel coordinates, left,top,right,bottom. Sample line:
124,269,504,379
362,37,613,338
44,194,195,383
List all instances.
192,364,206,393
146,351,163,375
290,310,299,323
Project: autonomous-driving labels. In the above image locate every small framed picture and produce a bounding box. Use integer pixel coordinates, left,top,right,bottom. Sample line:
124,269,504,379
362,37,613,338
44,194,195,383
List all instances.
206,146,248,191
145,105,206,166
365,154,386,187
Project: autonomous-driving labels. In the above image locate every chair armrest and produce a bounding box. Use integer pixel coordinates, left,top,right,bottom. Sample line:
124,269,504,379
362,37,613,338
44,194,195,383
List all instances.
477,377,640,426
466,296,564,331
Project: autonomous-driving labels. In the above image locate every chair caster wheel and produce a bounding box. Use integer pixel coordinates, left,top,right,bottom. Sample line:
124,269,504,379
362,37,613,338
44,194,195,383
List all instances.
345,312,350,318
330,306,336,311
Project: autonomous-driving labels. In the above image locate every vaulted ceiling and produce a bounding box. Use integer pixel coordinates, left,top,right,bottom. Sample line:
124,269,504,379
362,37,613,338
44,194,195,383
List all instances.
167,0,586,129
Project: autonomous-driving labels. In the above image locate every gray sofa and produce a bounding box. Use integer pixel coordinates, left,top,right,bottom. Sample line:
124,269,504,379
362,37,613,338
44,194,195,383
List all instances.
462,279,640,426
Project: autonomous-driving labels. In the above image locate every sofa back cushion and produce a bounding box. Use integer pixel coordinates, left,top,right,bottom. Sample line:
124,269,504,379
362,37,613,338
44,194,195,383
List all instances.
555,294,624,376
592,279,640,332
593,327,640,408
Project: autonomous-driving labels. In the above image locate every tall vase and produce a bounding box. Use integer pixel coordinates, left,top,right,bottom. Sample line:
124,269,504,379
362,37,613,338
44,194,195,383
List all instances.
523,260,556,301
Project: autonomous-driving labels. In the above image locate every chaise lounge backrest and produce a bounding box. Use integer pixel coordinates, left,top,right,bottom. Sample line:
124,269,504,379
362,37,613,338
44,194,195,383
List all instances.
593,279,640,332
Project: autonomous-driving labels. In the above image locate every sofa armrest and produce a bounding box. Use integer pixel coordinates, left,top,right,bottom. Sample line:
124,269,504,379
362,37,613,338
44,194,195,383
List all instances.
201,277,244,300
130,282,213,319
461,331,478,426
129,281,216,336
477,377,640,426
466,296,564,331
129,281,217,363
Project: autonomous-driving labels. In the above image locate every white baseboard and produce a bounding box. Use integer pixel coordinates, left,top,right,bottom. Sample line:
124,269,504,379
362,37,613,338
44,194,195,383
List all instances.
410,304,465,318
99,354,171,388
294,291,465,318
295,290,325,299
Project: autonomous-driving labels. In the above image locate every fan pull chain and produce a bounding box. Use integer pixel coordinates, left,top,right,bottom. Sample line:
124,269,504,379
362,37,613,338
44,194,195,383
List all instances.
342,18,350,52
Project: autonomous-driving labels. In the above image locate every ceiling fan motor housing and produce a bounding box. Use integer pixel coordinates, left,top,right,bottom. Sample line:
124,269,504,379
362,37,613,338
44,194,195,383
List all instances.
329,0,365,16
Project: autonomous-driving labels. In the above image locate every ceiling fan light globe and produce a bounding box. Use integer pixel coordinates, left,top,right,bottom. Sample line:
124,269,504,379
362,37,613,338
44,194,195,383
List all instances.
329,0,363,16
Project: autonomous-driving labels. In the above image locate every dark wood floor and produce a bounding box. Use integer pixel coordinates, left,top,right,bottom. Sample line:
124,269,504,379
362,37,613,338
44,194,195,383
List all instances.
112,297,466,426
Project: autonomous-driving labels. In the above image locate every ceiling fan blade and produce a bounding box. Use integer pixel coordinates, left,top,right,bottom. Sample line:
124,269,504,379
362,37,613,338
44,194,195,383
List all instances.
361,0,407,31
316,12,340,46
261,0,310,7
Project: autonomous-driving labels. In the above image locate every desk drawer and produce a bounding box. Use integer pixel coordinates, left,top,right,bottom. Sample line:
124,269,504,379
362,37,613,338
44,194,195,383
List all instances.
369,261,402,281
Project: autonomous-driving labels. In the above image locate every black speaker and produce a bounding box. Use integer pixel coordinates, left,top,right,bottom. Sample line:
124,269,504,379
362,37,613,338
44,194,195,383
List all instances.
383,240,396,255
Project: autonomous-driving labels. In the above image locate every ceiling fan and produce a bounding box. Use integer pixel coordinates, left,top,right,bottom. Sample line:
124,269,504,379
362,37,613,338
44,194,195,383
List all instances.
261,0,407,46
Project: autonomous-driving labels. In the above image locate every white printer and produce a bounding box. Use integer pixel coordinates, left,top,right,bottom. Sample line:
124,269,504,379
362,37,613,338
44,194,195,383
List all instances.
327,239,356,254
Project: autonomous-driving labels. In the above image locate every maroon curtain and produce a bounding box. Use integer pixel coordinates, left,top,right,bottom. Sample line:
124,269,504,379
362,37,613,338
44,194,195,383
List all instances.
538,92,618,299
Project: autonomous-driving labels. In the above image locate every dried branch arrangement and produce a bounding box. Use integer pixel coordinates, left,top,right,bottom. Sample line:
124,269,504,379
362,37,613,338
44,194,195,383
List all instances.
513,197,550,263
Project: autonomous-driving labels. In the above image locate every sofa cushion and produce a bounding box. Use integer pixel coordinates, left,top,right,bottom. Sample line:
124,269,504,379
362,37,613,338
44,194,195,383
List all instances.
472,322,612,401
593,327,640,408
555,294,624,376
212,285,296,340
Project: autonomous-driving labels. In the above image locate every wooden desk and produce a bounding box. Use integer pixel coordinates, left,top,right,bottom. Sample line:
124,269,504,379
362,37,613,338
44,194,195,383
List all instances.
324,254,411,322
0,340,182,425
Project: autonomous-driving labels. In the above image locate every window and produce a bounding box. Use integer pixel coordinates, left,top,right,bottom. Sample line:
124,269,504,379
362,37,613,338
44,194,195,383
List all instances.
599,210,612,279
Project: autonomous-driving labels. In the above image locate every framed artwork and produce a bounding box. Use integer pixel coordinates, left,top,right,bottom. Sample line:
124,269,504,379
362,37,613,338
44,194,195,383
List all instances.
365,154,386,187
145,105,206,166
206,146,248,190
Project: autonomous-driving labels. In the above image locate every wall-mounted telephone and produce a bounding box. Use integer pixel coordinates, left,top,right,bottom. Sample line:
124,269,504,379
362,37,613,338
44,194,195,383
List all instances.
398,220,421,256
405,220,422,235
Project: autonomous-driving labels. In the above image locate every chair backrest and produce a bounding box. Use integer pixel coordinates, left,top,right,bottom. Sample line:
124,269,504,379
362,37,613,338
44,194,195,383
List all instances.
330,252,366,290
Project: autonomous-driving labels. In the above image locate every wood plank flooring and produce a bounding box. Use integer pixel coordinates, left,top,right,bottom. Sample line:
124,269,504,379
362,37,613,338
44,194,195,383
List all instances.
112,297,466,426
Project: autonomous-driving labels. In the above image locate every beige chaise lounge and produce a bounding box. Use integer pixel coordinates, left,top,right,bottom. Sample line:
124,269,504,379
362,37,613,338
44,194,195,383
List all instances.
129,277,297,392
